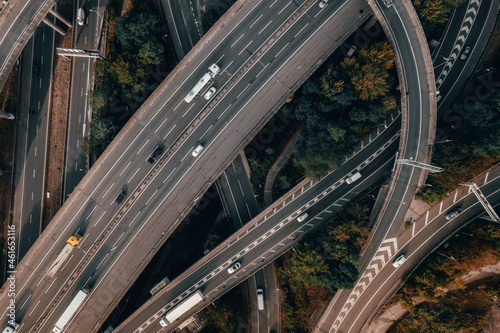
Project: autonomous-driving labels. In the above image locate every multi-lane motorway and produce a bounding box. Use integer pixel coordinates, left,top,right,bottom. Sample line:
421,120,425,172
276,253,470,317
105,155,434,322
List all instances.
62,0,105,200
0,0,492,332
0,0,376,331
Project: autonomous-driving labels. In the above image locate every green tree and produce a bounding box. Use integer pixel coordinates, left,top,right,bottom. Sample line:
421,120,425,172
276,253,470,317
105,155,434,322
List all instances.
289,243,329,284
138,41,164,65
115,12,162,48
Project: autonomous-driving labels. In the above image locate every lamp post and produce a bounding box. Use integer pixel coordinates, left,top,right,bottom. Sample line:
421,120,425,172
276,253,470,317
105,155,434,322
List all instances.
433,55,450,69
89,9,109,25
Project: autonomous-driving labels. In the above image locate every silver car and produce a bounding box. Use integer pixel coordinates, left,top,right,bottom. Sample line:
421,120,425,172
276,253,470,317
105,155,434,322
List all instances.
77,8,85,26
192,144,204,157
227,262,241,274
392,254,406,268
204,87,216,100
319,0,329,9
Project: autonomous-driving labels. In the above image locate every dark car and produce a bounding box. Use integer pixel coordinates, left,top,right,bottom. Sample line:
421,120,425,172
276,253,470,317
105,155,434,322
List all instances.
445,207,462,220
147,146,163,164
115,190,126,205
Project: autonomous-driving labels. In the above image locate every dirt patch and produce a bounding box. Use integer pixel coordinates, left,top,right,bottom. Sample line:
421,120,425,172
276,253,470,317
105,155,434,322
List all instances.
42,29,73,228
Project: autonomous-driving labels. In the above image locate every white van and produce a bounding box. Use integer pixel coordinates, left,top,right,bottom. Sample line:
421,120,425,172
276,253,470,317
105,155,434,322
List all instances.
257,289,264,311
346,172,362,184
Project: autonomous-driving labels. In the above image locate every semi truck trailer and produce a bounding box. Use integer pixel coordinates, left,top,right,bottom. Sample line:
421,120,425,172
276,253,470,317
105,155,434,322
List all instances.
46,233,82,278
159,290,203,327
52,286,91,333
184,64,220,103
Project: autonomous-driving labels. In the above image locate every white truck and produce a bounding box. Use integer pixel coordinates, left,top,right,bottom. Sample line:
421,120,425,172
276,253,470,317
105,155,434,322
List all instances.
46,233,83,278
52,286,91,333
159,290,203,327
346,172,362,184
2,322,19,333
184,64,220,103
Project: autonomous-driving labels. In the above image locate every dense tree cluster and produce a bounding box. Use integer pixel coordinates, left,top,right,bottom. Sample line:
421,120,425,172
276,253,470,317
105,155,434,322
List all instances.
283,42,397,179
203,286,245,332
82,0,171,156
286,203,371,292
391,221,500,332
416,83,500,203
413,0,463,37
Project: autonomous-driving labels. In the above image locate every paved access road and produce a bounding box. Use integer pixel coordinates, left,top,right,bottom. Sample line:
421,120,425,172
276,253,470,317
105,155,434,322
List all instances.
433,0,499,115
322,165,500,333
113,106,401,333
160,0,201,60
0,0,373,332
313,0,437,331
0,0,57,90
12,22,54,262
62,0,106,200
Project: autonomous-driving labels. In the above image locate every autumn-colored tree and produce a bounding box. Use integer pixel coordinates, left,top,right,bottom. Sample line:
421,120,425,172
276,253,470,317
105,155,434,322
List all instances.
289,243,329,284
320,69,345,101
342,42,395,101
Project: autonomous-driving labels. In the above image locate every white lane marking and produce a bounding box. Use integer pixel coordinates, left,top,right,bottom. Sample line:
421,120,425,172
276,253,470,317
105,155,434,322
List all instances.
453,191,458,203
199,125,213,141
45,278,57,294
231,33,245,48
258,20,273,35
255,63,269,78
275,42,289,58
119,162,132,177
94,212,106,227
217,104,232,120
136,139,150,155
278,1,291,15
250,14,263,29
163,167,177,184
33,169,35,178
294,23,309,38
19,294,31,310
239,41,253,55
127,168,141,183
425,211,429,226
28,300,41,317
182,103,196,118
164,124,177,140
155,117,169,133
102,183,115,199
412,221,415,237
270,0,279,8
145,189,158,206
112,232,125,248
85,206,97,220
236,83,251,99
129,211,141,227
95,253,109,270
35,147,37,156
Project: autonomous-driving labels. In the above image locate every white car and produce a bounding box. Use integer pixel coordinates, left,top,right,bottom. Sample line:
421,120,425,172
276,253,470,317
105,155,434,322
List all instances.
297,212,308,222
192,144,204,157
77,8,85,26
227,262,241,274
204,87,216,100
319,0,329,8
460,46,470,60
392,254,407,268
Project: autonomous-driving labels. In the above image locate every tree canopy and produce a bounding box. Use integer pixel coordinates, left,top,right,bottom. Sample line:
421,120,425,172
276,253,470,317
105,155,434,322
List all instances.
285,42,398,179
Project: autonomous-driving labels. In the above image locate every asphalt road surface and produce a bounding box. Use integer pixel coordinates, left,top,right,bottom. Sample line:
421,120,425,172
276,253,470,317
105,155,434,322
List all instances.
62,0,106,201
0,1,374,332
321,166,500,333
12,22,55,263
